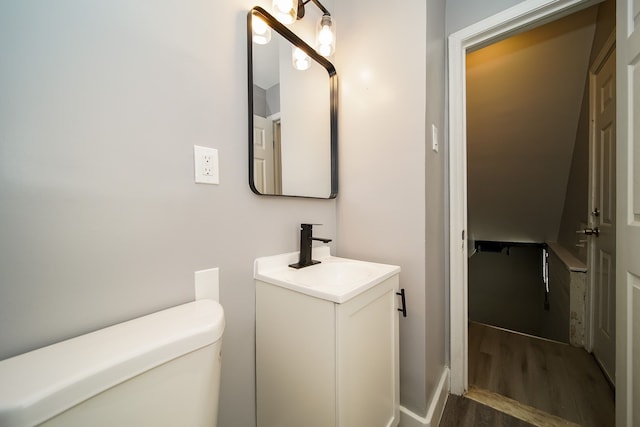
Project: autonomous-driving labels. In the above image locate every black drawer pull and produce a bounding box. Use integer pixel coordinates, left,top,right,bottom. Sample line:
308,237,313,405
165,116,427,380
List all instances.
396,289,407,317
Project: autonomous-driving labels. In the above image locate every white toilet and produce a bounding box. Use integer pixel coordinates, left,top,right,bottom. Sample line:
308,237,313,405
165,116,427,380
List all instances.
0,299,224,427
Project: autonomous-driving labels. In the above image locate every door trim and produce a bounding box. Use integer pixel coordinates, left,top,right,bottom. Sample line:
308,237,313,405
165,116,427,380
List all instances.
447,0,604,395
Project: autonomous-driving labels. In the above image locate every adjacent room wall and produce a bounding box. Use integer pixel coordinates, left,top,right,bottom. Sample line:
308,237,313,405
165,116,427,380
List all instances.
465,7,597,244
0,1,335,426
468,246,564,340
447,0,614,264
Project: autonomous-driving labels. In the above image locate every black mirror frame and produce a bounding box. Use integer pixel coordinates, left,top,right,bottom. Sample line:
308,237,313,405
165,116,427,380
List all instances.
247,6,338,199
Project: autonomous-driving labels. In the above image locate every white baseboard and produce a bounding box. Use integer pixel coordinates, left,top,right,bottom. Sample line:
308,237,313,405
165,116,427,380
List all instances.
399,367,450,427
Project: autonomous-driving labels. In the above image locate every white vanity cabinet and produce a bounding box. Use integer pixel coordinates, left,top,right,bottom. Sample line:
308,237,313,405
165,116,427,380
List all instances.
256,273,400,427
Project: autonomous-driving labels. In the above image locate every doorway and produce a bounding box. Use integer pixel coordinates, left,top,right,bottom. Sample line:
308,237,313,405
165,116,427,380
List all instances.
464,6,602,345
448,0,609,396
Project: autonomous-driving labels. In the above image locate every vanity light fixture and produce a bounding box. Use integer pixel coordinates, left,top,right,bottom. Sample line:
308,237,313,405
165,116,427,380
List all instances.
251,15,272,44
272,0,336,58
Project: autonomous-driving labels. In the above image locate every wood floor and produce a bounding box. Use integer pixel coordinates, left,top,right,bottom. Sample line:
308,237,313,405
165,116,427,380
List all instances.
462,322,615,427
439,394,536,427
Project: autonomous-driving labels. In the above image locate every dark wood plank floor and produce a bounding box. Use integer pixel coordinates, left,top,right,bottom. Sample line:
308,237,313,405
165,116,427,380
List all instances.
468,322,614,427
440,394,536,427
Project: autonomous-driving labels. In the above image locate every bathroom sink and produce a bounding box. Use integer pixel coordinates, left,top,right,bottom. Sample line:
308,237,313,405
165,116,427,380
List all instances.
254,246,400,303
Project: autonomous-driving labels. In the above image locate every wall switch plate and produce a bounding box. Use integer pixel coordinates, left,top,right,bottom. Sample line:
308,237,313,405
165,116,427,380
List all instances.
431,124,439,153
194,145,219,184
195,267,219,302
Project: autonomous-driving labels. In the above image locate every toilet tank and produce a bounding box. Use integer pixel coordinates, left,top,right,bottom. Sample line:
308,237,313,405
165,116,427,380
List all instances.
0,299,224,427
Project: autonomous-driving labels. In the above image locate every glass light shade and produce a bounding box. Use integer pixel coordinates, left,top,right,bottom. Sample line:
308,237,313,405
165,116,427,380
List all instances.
272,0,296,24
292,47,311,71
315,14,335,57
252,15,271,45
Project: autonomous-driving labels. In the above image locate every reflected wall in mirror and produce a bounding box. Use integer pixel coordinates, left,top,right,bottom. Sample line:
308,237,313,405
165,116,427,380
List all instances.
247,7,337,199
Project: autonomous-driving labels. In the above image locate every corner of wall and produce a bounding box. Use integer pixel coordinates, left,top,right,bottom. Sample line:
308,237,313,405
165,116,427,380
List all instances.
399,367,450,427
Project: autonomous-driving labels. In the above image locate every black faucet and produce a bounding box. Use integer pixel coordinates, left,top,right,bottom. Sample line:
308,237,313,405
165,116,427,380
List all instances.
289,224,332,269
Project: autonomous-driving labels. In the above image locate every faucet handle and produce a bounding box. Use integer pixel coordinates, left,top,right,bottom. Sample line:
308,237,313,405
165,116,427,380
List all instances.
300,223,324,232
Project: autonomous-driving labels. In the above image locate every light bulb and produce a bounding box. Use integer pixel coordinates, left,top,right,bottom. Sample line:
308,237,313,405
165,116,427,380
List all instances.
252,15,271,45
292,47,310,70
315,14,335,57
272,0,296,24
253,16,268,35
295,59,311,70
274,0,293,12
317,43,332,57
318,25,334,45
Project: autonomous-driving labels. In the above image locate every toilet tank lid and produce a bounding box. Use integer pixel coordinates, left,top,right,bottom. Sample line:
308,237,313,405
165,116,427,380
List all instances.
0,299,224,427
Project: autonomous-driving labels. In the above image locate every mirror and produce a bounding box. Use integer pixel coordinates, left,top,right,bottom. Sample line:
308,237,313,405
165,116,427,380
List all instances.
247,7,337,199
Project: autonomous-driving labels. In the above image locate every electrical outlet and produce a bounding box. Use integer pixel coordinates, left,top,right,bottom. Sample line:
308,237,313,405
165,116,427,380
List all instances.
194,145,219,184
203,153,213,176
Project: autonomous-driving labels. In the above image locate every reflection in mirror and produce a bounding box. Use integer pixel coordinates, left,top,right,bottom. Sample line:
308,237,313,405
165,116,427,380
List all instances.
248,7,337,199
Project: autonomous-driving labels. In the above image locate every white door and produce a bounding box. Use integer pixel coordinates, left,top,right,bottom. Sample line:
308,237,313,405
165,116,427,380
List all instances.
616,0,640,424
589,46,616,383
253,115,275,194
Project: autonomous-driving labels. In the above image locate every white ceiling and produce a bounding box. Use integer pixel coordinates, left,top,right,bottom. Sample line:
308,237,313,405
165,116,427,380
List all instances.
466,6,598,244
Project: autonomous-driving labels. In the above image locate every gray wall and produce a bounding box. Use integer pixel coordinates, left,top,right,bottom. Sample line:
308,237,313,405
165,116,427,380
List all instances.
447,0,615,264
266,83,280,116
446,0,526,34
468,246,568,342
0,2,336,426
1,0,450,423
558,79,591,262
2,0,545,422
335,0,447,416
465,7,597,244
253,85,268,117
252,84,280,118
469,247,545,334
542,250,572,343
557,0,615,260
424,0,448,414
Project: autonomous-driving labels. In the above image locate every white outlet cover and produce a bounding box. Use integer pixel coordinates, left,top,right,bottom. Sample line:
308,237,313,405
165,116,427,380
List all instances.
195,267,219,302
194,145,219,184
